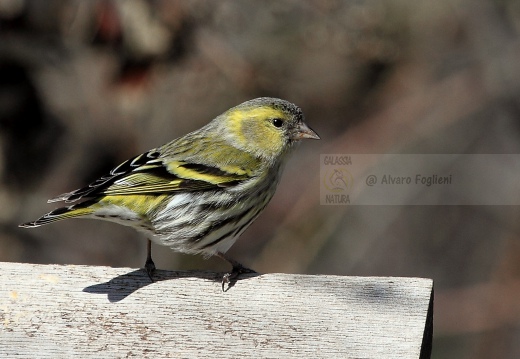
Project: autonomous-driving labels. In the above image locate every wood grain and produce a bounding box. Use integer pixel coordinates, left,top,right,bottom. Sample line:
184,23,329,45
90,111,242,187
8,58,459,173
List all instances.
0,262,433,358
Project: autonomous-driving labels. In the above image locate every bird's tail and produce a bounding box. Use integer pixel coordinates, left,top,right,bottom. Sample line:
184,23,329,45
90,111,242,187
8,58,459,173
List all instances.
19,201,96,228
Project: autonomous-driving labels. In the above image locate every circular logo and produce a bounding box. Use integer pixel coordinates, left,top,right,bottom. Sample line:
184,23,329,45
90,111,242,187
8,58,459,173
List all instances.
323,168,353,192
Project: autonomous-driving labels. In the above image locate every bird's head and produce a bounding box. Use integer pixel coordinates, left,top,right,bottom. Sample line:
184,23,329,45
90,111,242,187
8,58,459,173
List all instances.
217,97,320,164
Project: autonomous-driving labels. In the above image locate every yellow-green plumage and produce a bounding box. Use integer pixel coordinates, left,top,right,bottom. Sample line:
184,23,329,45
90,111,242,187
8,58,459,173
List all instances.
20,97,319,283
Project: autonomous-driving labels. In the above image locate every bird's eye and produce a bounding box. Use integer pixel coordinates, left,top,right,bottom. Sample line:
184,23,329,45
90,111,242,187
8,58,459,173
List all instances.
272,118,284,128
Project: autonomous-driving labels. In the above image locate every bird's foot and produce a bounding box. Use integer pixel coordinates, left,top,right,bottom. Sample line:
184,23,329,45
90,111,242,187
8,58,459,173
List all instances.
221,264,256,292
144,258,156,283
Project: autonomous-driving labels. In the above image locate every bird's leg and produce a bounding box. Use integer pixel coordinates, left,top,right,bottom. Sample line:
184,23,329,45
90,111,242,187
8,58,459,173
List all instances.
217,252,256,291
144,239,156,282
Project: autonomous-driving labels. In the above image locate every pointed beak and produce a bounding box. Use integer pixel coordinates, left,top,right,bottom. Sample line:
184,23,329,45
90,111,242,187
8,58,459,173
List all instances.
292,122,320,140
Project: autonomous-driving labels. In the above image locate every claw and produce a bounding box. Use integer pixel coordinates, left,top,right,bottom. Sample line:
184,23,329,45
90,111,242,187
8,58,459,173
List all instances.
222,272,231,292
221,264,256,292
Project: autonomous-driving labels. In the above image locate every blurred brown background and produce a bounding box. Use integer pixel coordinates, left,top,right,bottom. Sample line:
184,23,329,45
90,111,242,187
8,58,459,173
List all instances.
2,0,520,357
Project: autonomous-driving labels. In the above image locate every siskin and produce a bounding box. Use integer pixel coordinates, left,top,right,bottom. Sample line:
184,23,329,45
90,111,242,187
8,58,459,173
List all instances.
20,97,320,288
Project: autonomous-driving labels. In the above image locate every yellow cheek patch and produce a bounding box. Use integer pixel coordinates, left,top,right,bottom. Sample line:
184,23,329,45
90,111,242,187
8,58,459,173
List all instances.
226,107,287,158
227,107,286,138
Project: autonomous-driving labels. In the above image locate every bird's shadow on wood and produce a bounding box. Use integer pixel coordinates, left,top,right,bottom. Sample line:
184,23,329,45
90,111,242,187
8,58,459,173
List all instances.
82,269,258,302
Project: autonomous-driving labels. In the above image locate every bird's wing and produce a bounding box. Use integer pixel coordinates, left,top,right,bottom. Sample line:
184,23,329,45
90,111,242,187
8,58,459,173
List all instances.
49,149,251,203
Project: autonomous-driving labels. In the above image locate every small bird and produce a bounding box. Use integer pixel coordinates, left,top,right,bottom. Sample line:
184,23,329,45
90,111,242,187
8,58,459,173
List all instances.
20,97,319,288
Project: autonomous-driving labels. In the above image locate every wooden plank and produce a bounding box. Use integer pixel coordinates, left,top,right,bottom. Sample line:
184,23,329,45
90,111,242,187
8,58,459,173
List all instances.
0,262,433,358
